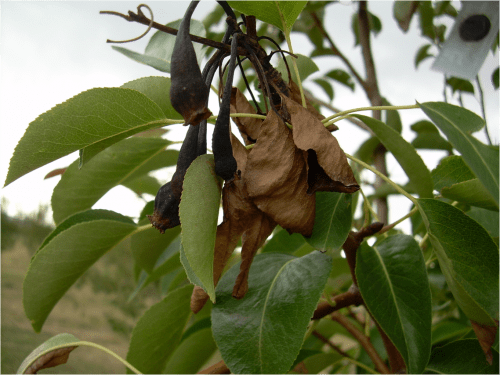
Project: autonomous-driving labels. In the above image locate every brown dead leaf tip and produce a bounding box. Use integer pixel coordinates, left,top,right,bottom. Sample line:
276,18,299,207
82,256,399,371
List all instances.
25,346,77,374
170,1,212,126
471,319,499,365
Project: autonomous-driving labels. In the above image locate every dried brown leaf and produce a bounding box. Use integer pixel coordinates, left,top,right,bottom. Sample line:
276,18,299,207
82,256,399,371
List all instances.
245,110,315,236
283,95,359,194
288,80,325,122
25,346,77,374
44,168,67,180
230,87,262,145
471,319,499,365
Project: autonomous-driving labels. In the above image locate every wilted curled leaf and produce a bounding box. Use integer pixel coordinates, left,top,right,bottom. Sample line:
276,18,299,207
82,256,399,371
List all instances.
25,346,77,374
230,87,262,145
245,110,316,236
170,2,211,125
282,95,359,195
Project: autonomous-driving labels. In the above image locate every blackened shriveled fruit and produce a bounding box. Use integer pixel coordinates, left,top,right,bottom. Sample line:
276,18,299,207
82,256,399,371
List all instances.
170,1,212,126
148,124,199,233
213,34,239,181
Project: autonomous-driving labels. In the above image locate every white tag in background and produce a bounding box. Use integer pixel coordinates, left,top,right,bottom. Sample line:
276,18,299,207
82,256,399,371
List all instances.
432,1,499,81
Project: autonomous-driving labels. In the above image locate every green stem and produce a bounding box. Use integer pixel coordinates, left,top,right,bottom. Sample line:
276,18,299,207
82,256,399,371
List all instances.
377,206,419,235
322,104,419,124
342,357,379,374
346,153,418,206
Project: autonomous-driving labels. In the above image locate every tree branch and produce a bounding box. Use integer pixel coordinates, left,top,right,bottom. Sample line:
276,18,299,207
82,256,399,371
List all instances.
331,312,390,374
357,1,388,225
100,8,233,53
198,360,230,374
312,330,353,358
312,286,364,320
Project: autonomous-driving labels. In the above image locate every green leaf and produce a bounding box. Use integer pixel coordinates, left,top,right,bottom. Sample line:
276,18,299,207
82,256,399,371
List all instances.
432,155,498,211
122,149,179,182
382,98,403,133
276,54,319,82
17,333,80,374
325,69,355,91
79,77,182,167
431,319,472,345
121,175,161,197
313,78,334,101
415,44,434,69
51,137,169,224
126,285,193,374
467,207,499,239
419,102,499,204
5,88,169,186
131,220,180,273
212,251,332,374
411,120,452,151
305,192,353,254
227,1,307,31
446,77,475,94
426,339,499,374
393,0,419,32
356,234,432,374
23,210,137,332
418,198,499,325
261,227,314,255
129,236,182,301
355,136,380,164
162,328,216,374
418,1,436,40
492,67,499,89
353,114,434,198
179,154,222,302
112,19,206,73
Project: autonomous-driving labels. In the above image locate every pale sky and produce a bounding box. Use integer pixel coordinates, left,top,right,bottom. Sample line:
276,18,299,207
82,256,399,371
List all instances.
1,1,498,233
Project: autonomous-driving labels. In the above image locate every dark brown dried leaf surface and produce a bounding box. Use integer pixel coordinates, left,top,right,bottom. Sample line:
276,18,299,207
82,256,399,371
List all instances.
282,95,359,194
25,346,77,374
471,319,499,365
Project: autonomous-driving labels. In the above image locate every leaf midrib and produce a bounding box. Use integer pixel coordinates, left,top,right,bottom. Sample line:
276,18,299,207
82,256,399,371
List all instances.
258,257,296,372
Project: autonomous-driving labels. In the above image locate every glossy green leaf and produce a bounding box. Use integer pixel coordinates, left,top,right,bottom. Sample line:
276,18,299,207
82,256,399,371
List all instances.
227,1,307,31
411,120,452,151
122,149,179,182
126,285,193,374
112,19,206,73
355,136,380,164
419,102,499,204
441,179,499,211
305,192,353,254
262,227,314,255
356,234,432,374
302,352,343,374
467,207,499,239
79,77,182,167
51,137,169,224
131,220,180,273
426,339,499,374
432,155,475,191
212,251,332,374
179,242,204,288
162,328,216,374
276,54,319,82
179,154,222,302
5,88,170,186
325,69,355,91
446,77,475,94
23,210,137,332
121,175,162,197
418,198,499,325
415,44,434,69
493,67,499,89
313,78,334,101
17,333,80,374
353,114,434,198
